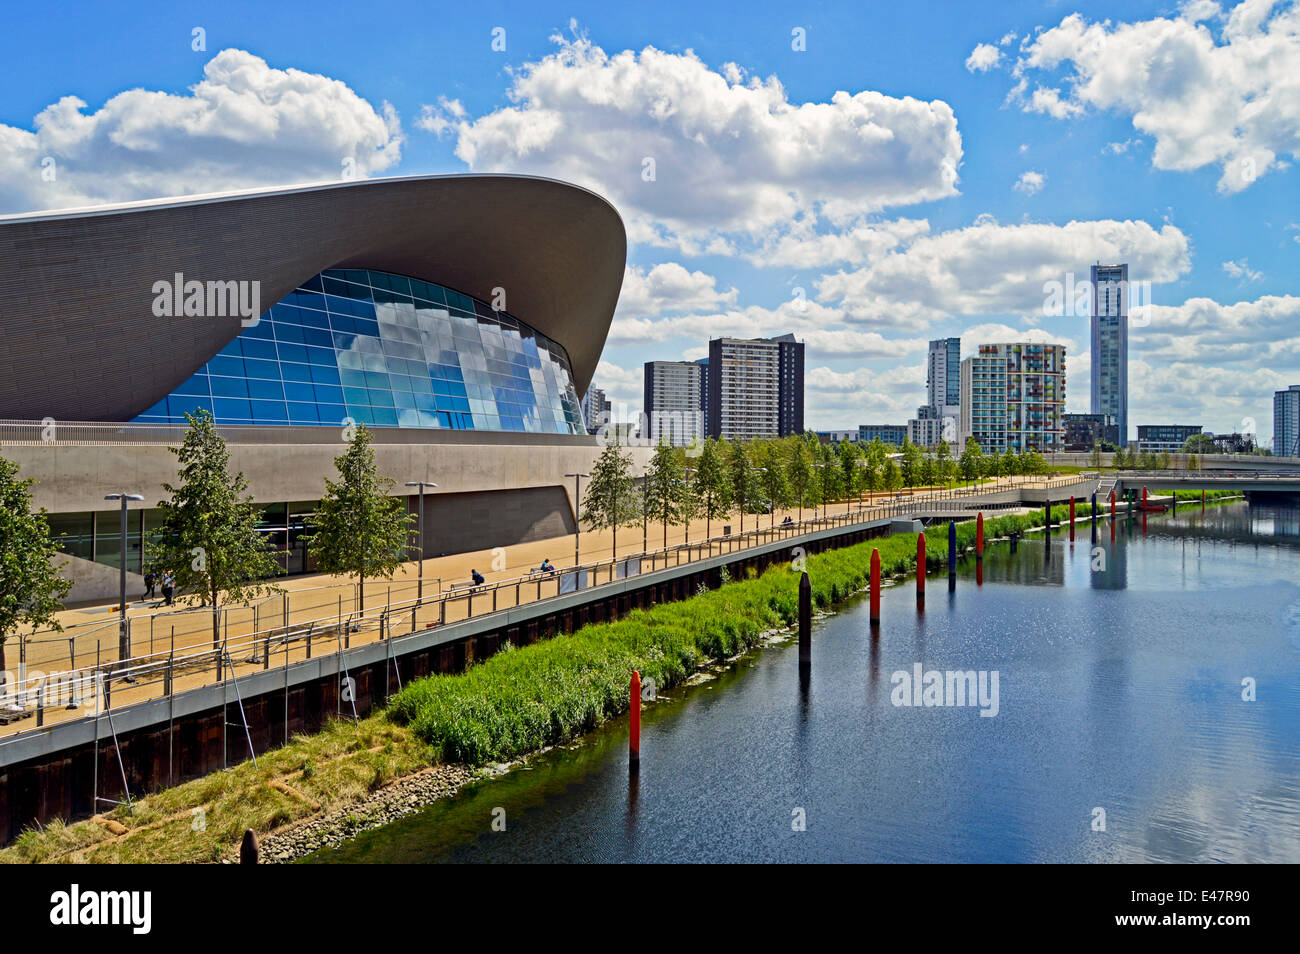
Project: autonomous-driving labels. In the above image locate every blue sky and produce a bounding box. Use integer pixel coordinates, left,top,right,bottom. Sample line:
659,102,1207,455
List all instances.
2,0,1297,443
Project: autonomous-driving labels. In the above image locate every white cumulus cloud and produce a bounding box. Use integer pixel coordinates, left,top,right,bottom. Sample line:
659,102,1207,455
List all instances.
1005,3,1300,192
421,28,963,257
0,49,403,213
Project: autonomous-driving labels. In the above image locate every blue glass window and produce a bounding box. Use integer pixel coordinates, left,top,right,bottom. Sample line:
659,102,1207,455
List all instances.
131,268,584,433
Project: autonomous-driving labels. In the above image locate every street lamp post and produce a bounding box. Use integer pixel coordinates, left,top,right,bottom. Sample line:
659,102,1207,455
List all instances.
683,467,697,544
565,472,589,568
812,463,826,521
104,492,144,667
403,481,437,602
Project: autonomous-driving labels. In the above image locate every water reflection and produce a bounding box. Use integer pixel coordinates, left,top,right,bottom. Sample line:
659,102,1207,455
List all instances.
308,501,1300,864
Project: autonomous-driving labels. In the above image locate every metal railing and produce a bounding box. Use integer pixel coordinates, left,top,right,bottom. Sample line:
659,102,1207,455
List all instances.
0,474,1095,741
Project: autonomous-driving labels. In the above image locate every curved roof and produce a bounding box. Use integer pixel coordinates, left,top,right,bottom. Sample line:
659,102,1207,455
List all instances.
0,174,626,421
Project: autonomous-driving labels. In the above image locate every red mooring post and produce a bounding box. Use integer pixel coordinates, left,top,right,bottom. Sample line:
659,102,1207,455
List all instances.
870,548,881,624
1069,496,1076,541
1143,485,1149,510
916,533,926,600
1109,490,1116,518
629,670,641,770
1202,488,1206,513
976,511,985,558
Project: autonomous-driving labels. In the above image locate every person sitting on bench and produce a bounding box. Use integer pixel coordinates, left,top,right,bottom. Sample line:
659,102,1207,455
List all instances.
539,558,555,574
470,568,485,588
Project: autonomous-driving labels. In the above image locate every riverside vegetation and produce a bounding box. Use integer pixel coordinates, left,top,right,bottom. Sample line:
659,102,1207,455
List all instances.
0,495,1241,864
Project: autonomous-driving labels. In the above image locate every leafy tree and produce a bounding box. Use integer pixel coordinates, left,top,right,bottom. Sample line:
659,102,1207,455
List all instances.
1089,443,1102,468
899,439,921,487
883,457,903,492
1182,433,1216,455
785,438,814,519
645,442,691,549
1112,446,1128,470
692,438,731,540
308,424,413,614
148,410,282,648
0,456,73,690
582,440,640,558
1186,452,1199,471
728,441,763,533
935,439,953,483
837,440,862,507
757,443,792,526
959,437,982,485
918,453,936,487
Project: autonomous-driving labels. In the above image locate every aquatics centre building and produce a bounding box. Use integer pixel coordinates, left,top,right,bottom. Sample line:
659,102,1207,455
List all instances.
0,174,644,601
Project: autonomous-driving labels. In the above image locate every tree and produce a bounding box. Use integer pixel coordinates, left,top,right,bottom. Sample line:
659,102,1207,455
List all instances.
1112,446,1128,470
582,440,640,558
785,438,814,520
149,410,282,648
883,457,903,492
1089,443,1102,469
838,440,862,507
308,425,413,613
918,453,936,488
645,442,691,549
728,441,761,533
899,439,921,488
959,437,982,485
864,439,887,496
935,439,953,484
757,443,792,526
693,438,732,540
1182,433,1216,455
0,456,72,691
1186,452,1199,471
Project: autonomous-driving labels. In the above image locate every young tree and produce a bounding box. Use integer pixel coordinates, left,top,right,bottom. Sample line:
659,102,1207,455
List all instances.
0,456,73,691
1089,443,1103,469
918,453,936,488
838,440,862,508
149,410,282,648
645,442,691,549
582,440,640,558
935,439,952,484
728,441,762,533
899,439,921,488
757,443,792,526
308,424,414,614
785,438,814,520
883,457,903,492
959,437,982,486
693,438,732,540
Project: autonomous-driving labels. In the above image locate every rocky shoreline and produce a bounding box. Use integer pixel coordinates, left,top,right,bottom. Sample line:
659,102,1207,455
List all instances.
249,623,808,863
254,762,481,863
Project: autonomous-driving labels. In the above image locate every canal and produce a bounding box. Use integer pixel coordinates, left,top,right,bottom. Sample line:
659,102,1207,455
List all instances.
307,500,1300,863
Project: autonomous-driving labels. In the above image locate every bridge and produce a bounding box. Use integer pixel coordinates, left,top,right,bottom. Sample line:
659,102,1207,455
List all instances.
1113,471,1300,496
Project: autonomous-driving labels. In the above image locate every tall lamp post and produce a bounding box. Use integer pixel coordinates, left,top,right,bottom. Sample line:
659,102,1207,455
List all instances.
683,467,697,544
812,463,826,521
565,472,589,567
104,492,144,667
403,480,437,602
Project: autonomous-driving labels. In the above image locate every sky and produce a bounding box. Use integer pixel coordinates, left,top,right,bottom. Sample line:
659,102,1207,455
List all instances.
1,0,1297,445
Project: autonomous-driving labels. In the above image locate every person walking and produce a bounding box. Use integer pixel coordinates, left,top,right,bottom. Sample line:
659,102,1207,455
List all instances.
161,570,175,606
143,570,157,601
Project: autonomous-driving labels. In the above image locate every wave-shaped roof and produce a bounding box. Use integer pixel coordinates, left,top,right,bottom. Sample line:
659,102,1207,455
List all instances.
0,174,626,421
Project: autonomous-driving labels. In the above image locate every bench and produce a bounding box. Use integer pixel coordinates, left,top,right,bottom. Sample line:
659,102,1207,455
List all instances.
447,581,481,594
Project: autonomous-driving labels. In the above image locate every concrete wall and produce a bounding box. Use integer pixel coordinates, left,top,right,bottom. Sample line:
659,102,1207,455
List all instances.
59,552,145,606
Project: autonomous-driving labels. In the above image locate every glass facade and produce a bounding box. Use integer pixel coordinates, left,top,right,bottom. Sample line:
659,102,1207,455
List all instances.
134,268,586,433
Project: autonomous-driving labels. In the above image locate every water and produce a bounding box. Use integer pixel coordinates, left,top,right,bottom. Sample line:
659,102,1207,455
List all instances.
308,501,1300,863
